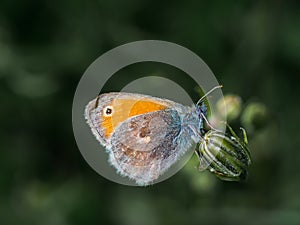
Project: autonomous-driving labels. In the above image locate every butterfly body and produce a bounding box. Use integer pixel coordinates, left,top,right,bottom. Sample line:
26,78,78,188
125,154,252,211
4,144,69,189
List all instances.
85,92,205,185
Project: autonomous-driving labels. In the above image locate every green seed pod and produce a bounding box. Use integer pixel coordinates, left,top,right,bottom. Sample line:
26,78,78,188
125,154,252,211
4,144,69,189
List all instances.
198,125,251,181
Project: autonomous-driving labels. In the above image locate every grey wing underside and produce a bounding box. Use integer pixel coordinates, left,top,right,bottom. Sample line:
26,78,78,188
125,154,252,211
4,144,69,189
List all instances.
107,109,196,185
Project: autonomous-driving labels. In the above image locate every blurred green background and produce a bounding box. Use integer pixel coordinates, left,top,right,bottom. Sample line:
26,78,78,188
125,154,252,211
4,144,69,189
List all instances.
1,1,299,225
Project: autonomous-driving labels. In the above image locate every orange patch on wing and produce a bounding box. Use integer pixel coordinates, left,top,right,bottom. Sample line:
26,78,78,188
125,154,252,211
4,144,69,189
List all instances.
101,117,114,138
129,100,167,117
101,99,167,138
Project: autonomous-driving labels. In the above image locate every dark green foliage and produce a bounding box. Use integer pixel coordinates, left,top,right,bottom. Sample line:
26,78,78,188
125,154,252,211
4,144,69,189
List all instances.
0,1,299,225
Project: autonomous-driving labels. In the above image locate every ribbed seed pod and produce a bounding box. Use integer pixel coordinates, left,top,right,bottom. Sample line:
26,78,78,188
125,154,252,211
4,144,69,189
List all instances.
198,126,251,181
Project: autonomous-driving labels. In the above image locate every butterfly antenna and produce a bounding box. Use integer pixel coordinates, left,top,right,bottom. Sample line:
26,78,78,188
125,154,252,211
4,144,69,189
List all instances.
196,85,223,106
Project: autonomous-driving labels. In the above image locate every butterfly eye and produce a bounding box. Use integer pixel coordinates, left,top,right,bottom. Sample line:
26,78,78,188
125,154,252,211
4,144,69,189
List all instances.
103,106,113,116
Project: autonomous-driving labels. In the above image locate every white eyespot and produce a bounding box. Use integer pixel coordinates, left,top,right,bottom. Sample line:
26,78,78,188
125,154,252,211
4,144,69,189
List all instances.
103,106,113,117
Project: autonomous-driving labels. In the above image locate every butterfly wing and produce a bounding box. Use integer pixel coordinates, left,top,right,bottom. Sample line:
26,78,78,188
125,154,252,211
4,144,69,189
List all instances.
85,92,195,185
85,92,185,146
109,109,195,185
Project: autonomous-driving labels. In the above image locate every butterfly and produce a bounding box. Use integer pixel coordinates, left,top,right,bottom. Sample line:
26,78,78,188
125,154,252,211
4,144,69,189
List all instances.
84,87,223,186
